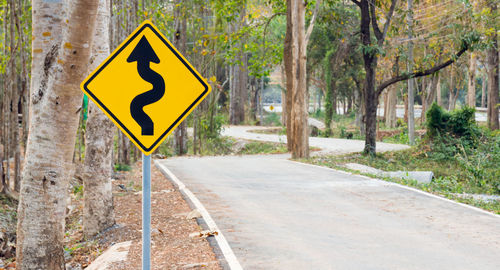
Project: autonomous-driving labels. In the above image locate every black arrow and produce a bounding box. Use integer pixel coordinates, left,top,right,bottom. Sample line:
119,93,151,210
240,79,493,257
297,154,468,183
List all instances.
127,35,165,136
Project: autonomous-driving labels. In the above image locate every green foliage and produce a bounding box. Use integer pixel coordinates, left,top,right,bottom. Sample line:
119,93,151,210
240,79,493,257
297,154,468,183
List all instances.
425,103,481,160
72,184,84,199
263,112,281,126
238,141,287,155
114,163,132,172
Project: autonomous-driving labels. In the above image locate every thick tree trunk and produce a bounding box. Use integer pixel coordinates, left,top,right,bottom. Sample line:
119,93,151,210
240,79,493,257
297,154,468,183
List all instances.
289,0,309,158
173,0,188,155
83,0,115,239
486,1,499,130
284,2,293,151
284,0,309,158
467,53,477,107
16,0,99,269
385,85,397,128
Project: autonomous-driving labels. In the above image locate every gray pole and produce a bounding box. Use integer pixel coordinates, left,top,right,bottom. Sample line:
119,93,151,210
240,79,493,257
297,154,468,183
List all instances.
407,0,415,144
260,77,264,124
142,153,151,270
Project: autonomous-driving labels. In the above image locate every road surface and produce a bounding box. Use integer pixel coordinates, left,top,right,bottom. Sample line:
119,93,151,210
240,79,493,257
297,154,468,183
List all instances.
222,125,409,155
158,155,500,270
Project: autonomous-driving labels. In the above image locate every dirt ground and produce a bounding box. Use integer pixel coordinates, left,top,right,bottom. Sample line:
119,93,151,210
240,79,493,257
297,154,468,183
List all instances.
66,160,221,270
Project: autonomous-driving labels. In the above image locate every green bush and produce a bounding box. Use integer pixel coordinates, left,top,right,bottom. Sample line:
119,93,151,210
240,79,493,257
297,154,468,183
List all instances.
264,112,281,126
426,103,480,143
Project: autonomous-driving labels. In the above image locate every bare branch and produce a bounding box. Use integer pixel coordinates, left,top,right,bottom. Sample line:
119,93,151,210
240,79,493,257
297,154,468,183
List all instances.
305,0,322,45
376,45,468,96
369,0,383,41
381,0,397,42
351,0,361,7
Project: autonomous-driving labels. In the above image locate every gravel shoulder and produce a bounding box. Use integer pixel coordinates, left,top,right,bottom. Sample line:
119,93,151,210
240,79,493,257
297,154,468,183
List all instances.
65,162,221,270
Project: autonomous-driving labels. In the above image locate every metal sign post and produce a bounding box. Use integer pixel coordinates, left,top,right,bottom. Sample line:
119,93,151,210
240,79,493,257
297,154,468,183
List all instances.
142,153,151,270
80,20,211,270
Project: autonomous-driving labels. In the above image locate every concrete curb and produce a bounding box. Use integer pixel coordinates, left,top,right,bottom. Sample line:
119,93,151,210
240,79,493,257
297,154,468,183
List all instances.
287,160,500,219
154,160,243,270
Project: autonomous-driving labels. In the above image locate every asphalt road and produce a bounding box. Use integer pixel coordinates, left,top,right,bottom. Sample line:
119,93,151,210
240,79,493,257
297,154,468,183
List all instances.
158,155,500,270
222,126,409,155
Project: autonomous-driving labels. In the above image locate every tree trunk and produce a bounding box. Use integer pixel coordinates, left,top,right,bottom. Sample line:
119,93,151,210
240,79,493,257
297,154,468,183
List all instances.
284,2,293,151
481,73,487,108
448,64,456,110
280,65,287,125
437,76,442,107
385,85,397,128
407,0,415,144
467,53,477,107
173,0,188,155
16,0,99,269
83,0,115,239
229,3,247,125
421,72,439,123
486,0,499,130
285,0,309,158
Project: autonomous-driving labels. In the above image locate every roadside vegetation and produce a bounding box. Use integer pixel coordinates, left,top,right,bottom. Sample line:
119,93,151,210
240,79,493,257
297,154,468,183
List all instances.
304,104,500,214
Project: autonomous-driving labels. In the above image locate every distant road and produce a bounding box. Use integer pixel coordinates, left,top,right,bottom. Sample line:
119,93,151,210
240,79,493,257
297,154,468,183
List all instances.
263,104,491,122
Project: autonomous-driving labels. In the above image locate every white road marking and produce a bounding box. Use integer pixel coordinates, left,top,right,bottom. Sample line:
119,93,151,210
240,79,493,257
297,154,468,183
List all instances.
154,160,243,270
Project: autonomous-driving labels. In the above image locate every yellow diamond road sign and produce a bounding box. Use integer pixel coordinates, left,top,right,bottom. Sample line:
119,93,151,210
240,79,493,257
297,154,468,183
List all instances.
81,20,211,155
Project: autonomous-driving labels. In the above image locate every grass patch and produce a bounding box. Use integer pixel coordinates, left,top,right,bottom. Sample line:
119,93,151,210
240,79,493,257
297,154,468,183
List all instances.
303,146,500,214
238,141,288,155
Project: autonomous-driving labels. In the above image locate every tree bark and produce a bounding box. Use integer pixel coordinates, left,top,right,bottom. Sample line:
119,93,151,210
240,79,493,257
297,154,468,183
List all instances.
486,0,499,130
421,72,439,122
481,73,487,108
385,85,397,128
467,53,477,107
285,0,310,158
83,0,115,239
437,76,442,107
16,0,99,269
173,0,188,155
229,3,247,125
407,0,415,144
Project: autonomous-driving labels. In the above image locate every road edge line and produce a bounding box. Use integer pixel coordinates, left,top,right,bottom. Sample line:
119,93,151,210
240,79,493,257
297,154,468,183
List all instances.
154,160,243,270
287,159,500,218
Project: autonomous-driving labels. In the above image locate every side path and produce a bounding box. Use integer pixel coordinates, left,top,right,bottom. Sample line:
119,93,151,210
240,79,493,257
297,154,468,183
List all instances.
221,125,409,155
157,155,500,270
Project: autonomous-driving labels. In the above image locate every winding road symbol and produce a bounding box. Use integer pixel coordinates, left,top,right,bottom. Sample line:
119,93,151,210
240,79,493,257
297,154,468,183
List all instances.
127,36,165,136
80,20,210,155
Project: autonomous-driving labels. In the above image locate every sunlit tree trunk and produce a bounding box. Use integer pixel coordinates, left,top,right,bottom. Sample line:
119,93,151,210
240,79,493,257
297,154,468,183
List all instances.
467,53,477,108
385,85,397,128
486,0,499,130
16,0,99,268
83,0,115,239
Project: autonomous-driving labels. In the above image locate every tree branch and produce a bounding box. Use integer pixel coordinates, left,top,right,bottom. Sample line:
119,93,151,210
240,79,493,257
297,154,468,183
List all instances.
305,0,322,45
376,45,468,96
381,0,397,42
369,0,383,41
351,0,361,8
